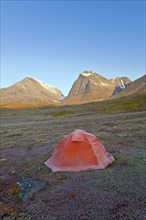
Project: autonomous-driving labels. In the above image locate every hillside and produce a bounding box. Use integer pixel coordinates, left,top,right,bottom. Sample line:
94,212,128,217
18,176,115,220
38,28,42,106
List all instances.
0,77,64,108
63,71,115,104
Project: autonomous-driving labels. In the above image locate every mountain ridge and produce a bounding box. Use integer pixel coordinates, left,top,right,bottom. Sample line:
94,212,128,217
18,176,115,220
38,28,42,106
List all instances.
63,71,132,105
0,71,144,109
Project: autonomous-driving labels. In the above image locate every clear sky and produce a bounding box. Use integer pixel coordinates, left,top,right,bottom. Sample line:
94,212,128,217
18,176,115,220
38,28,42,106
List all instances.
1,0,145,96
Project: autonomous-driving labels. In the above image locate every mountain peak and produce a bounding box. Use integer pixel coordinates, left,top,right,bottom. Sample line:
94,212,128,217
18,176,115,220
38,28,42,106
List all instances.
110,76,132,86
64,71,115,104
1,77,63,108
110,76,132,94
23,76,34,81
81,70,94,77
22,77,56,90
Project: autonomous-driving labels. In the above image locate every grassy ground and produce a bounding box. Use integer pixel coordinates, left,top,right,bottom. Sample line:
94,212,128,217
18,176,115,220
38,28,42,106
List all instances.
0,93,145,219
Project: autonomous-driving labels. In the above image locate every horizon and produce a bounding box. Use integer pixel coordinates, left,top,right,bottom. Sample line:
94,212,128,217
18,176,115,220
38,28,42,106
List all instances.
1,1,145,96
0,71,144,97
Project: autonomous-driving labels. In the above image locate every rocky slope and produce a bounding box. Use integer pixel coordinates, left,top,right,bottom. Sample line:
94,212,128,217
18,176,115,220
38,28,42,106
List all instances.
0,77,64,108
63,71,115,104
111,75,145,98
110,77,132,94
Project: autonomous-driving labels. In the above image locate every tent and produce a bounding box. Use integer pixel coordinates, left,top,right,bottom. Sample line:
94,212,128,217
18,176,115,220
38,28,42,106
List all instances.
44,129,114,172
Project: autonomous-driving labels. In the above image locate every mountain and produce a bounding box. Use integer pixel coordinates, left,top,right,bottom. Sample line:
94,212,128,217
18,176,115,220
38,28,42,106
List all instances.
111,75,146,98
110,77,132,86
63,71,115,105
0,77,64,108
110,77,132,94
1,73,143,109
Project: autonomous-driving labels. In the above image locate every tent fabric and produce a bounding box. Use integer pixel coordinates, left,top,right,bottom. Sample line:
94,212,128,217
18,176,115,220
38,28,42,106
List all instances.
44,129,114,172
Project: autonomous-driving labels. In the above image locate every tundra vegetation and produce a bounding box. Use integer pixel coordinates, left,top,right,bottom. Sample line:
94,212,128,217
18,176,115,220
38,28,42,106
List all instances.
0,93,145,219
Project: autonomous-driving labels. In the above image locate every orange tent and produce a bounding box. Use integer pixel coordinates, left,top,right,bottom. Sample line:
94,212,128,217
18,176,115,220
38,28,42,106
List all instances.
44,129,114,172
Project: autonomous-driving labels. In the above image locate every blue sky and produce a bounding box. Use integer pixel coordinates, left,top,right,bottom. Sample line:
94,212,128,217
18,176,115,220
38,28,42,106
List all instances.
1,0,145,96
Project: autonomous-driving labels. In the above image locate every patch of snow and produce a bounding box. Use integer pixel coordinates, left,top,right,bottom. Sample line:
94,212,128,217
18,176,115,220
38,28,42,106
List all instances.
53,100,59,103
82,73,92,77
89,78,97,85
34,78,59,94
120,79,125,88
100,81,110,86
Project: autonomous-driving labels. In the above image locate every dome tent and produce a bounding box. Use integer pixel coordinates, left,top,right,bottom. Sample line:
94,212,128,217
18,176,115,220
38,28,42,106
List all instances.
44,129,114,172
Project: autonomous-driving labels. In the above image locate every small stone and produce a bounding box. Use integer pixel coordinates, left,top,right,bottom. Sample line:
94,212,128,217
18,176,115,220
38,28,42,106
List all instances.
11,170,16,174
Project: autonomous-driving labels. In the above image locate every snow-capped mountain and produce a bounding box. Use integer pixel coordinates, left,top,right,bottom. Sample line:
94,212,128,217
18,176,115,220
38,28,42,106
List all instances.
111,75,145,98
110,77,132,94
0,77,64,108
63,71,115,104
1,72,144,108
